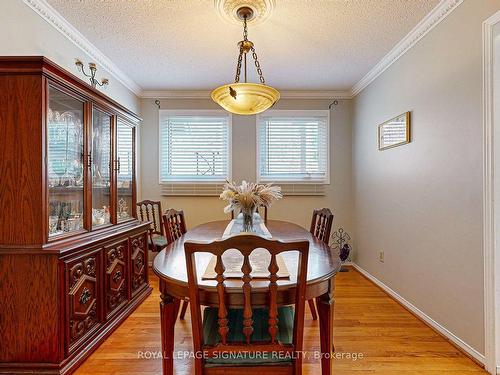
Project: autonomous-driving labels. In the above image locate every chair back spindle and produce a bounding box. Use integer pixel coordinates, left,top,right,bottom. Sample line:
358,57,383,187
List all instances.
241,254,253,344
214,254,229,345
268,253,279,344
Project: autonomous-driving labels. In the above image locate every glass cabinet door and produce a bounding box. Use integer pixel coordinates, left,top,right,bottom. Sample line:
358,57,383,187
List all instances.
116,119,135,222
47,87,85,237
91,108,112,227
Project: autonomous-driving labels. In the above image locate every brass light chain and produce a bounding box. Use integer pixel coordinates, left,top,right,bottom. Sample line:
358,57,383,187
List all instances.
251,47,266,84
234,46,244,83
233,15,248,83
233,15,266,85
243,15,248,41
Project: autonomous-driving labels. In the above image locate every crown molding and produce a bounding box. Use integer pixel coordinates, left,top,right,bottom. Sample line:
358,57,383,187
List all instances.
278,90,352,99
141,90,211,99
140,89,353,100
351,0,463,97
23,0,142,95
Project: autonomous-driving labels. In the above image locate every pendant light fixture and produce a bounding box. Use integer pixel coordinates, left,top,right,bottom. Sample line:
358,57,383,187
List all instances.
211,6,280,115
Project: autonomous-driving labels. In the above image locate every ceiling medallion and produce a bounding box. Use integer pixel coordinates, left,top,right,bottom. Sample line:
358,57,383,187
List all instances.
215,0,276,25
211,6,280,116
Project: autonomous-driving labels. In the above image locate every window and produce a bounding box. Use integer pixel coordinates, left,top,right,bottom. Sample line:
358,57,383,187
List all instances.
159,110,231,183
257,110,330,183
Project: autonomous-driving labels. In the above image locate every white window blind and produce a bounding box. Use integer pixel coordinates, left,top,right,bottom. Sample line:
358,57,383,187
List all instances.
159,111,231,182
257,111,329,183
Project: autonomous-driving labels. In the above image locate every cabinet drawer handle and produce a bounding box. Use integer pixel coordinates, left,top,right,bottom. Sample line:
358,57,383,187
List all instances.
79,287,92,305
135,255,144,269
113,270,122,283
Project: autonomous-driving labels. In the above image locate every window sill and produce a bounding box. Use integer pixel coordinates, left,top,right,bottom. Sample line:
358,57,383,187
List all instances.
160,182,327,197
159,180,228,185
278,183,327,196
160,182,226,196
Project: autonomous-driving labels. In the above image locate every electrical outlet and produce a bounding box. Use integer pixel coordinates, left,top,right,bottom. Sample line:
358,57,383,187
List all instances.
378,250,384,263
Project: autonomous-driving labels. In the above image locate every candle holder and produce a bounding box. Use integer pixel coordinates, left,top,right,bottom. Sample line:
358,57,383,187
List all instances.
75,59,109,88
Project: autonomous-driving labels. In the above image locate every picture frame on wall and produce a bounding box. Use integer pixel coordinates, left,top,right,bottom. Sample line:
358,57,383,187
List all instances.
378,111,411,150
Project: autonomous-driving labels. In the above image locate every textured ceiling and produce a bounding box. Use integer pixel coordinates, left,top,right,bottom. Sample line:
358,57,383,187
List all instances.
47,0,439,91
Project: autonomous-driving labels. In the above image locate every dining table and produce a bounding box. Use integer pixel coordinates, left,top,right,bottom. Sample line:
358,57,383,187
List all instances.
153,219,342,375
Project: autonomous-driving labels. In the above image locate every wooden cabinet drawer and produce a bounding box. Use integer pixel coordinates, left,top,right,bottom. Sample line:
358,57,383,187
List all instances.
130,232,148,296
65,248,102,354
104,239,129,319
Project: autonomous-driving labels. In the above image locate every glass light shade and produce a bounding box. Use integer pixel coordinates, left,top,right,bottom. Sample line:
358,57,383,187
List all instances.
211,83,280,115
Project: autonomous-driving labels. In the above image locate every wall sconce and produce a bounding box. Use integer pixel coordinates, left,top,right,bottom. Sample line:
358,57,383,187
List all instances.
75,59,109,89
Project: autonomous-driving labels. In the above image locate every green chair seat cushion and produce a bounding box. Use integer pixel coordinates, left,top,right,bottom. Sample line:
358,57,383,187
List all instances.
148,235,168,249
202,306,294,365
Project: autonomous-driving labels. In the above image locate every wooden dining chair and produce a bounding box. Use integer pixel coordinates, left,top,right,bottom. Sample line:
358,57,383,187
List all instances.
310,208,334,245
136,200,168,252
230,205,268,222
163,208,187,243
162,208,189,320
184,234,309,375
307,208,334,320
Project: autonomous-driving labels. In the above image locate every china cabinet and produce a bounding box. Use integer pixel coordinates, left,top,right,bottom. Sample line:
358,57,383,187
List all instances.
0,57,150,375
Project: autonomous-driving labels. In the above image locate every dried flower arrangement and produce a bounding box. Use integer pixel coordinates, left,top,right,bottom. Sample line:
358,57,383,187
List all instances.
220,180,282,231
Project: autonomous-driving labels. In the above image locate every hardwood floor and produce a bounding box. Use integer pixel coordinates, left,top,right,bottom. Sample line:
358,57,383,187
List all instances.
74,266,486,375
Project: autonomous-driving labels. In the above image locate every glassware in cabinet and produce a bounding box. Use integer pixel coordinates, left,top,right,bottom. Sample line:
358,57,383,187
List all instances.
116,119,135,222
91,108,112,227
47,86,85,237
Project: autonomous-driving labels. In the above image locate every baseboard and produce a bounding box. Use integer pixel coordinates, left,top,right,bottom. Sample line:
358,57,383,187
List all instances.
350,263,485,366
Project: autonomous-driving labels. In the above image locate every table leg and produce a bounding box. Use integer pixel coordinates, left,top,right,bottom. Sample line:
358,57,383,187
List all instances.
160,290,180,375
317,277,335,375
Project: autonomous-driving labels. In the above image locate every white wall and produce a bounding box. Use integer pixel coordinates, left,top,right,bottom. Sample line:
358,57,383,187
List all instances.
139,97,354,237
0,0,139,113
353,0,500,355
